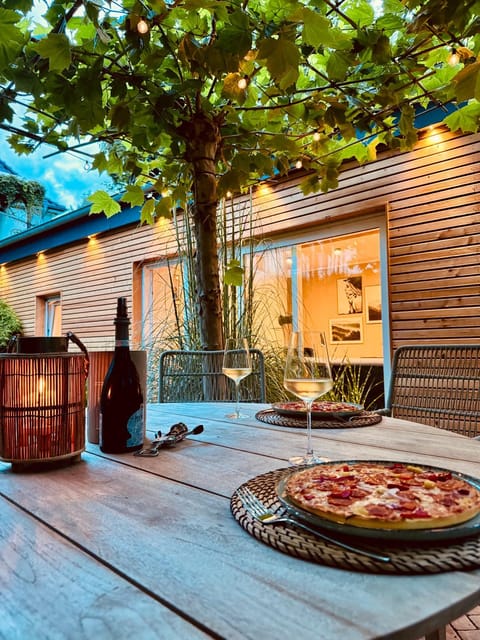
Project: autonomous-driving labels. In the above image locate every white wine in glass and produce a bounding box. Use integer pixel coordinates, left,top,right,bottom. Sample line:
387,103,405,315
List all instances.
284,331,333,465
222,338,252,419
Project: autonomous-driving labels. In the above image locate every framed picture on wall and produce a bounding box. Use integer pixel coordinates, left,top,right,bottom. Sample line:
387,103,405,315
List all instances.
337,276,362,314
365,285,382,323
329,318,363,344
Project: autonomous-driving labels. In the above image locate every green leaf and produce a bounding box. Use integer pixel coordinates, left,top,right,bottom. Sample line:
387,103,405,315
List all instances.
372,34,392,64
91,152,109,174
218,169,244,197
0,9,25,69
32,33,71,71
375,13,405,32
0,98,14,122
301,8,351,50
326,51,351,81
140,198,156,225
110,102,131,129
224,259,244,286
443,102,480,133
346,0,375,28
258,37,300,89
3,0,33,10
88,191,121,217
215,10,251,57
120,185,145,207
155,197,173,219
451,61,480,102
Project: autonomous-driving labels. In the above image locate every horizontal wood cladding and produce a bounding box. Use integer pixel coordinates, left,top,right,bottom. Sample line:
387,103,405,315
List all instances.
1,128,479,354
386,130,480,350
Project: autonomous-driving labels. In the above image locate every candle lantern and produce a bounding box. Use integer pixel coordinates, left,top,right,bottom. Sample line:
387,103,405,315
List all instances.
0,333,89,470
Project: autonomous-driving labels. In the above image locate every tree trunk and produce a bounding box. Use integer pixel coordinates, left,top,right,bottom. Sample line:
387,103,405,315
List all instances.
181,112,224,350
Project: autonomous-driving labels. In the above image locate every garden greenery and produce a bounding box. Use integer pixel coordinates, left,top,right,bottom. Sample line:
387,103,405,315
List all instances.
0,299,23,351
0,174,45,219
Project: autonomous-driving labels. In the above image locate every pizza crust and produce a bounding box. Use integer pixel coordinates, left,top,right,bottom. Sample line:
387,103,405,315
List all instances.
284,462,480,531
288,497,480,530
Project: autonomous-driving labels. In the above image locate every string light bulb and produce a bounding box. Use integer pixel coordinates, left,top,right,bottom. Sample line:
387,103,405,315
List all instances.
295,160,303,169
237,77,248,90
137,18,149,34
448,49,460,66
448,46,475,66
313,131,321,142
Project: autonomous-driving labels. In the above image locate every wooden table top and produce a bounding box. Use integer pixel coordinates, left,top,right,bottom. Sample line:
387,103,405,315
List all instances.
1,402,480,640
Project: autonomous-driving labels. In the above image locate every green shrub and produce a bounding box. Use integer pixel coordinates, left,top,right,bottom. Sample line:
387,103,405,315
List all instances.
0,299,23,351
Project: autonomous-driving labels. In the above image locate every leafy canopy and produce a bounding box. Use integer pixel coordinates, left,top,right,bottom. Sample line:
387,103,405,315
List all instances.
0,0,479,221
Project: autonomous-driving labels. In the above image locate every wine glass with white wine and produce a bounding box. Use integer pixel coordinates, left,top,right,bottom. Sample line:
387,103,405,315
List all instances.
283,331,333,465
222,337,252,419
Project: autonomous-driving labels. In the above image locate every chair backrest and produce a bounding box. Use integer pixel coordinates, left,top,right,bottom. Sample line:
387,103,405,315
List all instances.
158,349,266,403
386,344,480,437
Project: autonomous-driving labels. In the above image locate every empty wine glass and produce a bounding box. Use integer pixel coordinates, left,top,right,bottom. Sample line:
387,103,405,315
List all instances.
283,331,333,465
222,337,252,419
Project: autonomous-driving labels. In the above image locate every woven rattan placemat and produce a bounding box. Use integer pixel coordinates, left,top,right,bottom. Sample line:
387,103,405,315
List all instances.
230,467,480,574
255,409,383,429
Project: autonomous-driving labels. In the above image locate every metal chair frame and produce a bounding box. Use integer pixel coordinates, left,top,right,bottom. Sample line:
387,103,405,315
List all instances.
158,349,266,403
382,344,480,438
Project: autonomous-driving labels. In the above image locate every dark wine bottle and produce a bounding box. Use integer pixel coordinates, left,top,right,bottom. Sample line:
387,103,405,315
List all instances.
99,297,144,453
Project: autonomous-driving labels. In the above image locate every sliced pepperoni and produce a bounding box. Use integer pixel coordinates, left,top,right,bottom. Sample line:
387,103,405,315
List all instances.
365,504,394,518
327,496,355,506
397,500,419,511
405,507,431,519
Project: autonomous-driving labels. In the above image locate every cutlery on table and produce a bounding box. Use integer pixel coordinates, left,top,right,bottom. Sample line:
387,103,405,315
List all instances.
134,423,204,456
236,485,391,563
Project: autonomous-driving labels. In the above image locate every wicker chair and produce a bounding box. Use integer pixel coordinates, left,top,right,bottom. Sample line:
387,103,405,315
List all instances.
381,344,480,438
158,349,266,403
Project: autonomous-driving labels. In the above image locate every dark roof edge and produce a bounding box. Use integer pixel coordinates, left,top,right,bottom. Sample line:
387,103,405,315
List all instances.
0,196,142,264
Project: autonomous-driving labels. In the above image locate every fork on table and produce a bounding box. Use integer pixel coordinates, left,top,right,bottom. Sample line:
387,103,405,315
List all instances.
236,485,391,563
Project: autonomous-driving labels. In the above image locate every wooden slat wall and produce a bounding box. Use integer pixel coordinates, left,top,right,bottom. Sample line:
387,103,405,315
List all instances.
1,127,479,354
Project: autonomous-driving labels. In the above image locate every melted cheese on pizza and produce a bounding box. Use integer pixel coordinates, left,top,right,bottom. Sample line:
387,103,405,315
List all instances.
284,462,480,530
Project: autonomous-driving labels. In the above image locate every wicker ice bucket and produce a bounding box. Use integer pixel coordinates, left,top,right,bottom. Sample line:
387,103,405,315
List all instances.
0,333,89,468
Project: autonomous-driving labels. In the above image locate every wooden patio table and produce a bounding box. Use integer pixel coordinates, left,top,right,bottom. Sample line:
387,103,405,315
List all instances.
1,402,480,640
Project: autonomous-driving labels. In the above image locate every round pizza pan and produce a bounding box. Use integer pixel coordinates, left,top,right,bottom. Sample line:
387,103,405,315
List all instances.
276,460,480,542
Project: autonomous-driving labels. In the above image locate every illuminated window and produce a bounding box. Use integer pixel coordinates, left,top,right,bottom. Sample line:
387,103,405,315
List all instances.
247,224,386,365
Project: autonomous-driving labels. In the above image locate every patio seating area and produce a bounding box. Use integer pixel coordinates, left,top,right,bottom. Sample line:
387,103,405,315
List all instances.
158,348,266,403
382,344,480,438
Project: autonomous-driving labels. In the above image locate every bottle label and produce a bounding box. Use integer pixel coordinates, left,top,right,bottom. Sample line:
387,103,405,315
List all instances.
115,339,130,347
126,406,144,447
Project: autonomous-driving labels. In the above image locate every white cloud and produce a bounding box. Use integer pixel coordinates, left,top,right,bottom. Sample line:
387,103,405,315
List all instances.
0,132,113,211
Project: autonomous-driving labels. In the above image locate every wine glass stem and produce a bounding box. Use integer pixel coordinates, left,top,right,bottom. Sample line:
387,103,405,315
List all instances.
235,382,240,418
306,400,314,457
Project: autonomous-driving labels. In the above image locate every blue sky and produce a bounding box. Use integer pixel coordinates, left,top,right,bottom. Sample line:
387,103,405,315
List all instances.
0,132,114,211
0,0,114,212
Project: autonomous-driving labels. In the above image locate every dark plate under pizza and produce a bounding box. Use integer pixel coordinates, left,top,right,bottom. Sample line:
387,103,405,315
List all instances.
277,460,480,541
